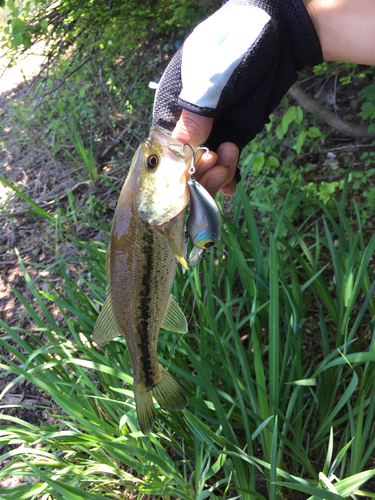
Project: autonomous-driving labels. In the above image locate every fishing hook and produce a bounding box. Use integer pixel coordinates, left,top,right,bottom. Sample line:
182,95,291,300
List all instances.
183,144,209,178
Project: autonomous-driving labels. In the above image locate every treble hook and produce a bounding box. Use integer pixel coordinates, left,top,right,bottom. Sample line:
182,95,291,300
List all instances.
183,144,209,178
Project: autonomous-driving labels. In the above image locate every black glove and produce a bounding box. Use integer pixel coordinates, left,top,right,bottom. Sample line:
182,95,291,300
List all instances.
152,0,322,152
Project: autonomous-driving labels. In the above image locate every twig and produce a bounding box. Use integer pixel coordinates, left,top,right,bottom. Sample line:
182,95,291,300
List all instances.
309,173,346,182
100,128,130,158
325,144,375,152
38,55,92,99
289,83,375,139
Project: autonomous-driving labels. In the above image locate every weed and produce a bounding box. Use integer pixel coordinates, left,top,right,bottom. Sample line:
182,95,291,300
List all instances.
0,180,374,498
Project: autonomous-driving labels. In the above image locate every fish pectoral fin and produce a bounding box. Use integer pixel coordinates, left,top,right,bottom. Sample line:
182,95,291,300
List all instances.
164,228,188,269
92,294,120,346
133,383,156,435
161,295,188,334
152,365,188,412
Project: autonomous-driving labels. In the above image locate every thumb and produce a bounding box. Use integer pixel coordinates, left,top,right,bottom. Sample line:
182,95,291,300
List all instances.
172,109,214,147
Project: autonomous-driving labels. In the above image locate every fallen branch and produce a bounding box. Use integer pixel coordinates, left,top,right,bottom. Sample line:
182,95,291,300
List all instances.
289,83,375,139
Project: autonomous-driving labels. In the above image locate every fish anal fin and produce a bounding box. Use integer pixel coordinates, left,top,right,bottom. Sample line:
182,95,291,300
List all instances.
152,365,188,412
161,295,188,334
134,383,156,434
92,294,120,346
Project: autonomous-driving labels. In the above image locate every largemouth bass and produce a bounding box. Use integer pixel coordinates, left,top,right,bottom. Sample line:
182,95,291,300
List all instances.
93,126,191,434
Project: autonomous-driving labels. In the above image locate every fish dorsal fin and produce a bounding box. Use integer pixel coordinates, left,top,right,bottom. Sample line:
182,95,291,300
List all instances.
161,295,188,334
92,294,120,346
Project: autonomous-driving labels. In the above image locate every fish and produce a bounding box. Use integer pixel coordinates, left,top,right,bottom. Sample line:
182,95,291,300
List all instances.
92,126,192,434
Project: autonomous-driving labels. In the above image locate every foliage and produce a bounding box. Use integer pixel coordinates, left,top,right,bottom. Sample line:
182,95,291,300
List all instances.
312,61,374,87
1,0,219,56
240,104,328,220
360,83,375,134
241,78,375,224
1,0,220,170
1,178,375,498
65,119,98,183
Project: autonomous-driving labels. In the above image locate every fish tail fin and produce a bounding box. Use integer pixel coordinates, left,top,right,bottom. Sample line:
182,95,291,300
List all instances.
152,365,188,412
133,383,156,435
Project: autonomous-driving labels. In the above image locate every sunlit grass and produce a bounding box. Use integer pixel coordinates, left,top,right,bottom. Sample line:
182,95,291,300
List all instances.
0,177,374,499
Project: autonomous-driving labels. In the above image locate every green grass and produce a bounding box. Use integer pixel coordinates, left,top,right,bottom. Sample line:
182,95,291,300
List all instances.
0,179,375,499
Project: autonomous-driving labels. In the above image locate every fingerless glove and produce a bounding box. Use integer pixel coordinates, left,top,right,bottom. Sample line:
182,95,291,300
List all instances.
152,0,322,151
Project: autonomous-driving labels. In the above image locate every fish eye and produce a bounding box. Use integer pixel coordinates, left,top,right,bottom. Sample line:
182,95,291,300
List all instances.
204,241,215,249
146,154,159,169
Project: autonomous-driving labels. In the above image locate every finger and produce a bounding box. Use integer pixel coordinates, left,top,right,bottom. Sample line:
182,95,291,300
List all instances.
202,142,239,196
194,143,239,196
217,142,239,169
220,178,237,196
198,165,229,198
172,109,214,147
194,150,218,180
217,142,239,182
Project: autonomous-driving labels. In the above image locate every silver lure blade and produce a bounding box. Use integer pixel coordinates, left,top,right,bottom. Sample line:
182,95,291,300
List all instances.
188,245,205,266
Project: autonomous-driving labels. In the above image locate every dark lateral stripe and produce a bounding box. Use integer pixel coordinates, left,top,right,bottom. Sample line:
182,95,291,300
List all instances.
137,226,155,389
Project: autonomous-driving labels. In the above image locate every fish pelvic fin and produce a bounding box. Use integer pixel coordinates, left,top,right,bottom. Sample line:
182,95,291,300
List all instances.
134,383,156,435
161,295,188,334
92,294,120,346
152,365,188,412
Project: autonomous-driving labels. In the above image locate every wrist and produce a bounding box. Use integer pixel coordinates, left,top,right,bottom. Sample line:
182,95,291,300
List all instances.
302,0,375,65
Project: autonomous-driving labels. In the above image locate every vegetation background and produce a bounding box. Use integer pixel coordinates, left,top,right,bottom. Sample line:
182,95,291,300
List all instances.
0,0,375,498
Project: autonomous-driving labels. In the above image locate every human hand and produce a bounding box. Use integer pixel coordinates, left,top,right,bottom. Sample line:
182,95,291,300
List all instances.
171,109,239,197
153,0,322,173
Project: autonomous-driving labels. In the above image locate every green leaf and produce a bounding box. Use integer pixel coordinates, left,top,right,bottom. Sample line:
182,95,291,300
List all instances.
252,153,265,174
344,272,354,307
290,378,316,386
275,123,284,140
0,176,54,222
22,32,31,47
362,83,375,102
296,106,304,124
292,126,307,154
11,31,23,48
40,19,48,31
282,106,297,134
266,155,280,169
307,126,322,138
11,17,24,34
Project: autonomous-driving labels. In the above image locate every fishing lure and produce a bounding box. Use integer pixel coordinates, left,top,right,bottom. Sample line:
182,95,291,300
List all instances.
184,145,222,265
